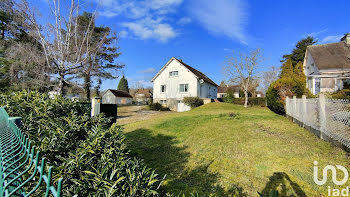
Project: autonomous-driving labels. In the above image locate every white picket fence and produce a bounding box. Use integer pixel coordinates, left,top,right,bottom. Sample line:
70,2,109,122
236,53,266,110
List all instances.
285,95,350,148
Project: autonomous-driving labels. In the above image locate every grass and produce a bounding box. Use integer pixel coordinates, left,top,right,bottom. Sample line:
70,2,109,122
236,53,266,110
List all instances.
122,103,349,196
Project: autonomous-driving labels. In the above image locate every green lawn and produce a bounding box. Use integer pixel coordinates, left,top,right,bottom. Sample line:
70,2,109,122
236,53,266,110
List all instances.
122,103,349,196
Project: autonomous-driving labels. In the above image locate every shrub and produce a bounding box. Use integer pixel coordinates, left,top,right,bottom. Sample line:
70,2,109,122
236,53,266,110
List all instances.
149,103,162,111
266,81,286,115
266,77,310,114
0,90,160,196
183,97,204,108
60,125,160,196
224,97,266,107
223,92,234,103
329,89,350,99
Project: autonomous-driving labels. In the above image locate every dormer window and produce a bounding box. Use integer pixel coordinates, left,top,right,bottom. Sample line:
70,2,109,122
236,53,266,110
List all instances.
169,71,178,77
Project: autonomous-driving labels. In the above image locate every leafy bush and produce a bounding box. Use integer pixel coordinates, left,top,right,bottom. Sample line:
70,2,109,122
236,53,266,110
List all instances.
0,90,160,196
266,59,312,114
266,81,286,115
60,124,159,196
223,92,234,103
149,103,162,111
329,89,350,99
183,97,204,108
266,77,309,114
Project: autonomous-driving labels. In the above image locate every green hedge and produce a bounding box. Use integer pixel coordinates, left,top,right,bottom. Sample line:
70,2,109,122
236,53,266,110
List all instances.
224,96,266,107
0,90,160,196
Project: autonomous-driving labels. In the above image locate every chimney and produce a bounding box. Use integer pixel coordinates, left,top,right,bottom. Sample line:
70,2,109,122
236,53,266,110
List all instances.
341,33,350,44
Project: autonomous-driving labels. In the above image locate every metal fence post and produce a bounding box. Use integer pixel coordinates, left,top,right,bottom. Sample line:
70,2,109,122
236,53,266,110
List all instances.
91,97,101,117
302,95,307,127
319,94,326,139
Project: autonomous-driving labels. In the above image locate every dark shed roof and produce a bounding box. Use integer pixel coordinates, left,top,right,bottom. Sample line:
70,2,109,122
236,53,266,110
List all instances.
107,89,133,98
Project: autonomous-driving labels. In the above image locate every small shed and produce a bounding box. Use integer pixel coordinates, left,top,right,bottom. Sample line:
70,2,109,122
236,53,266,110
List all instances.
102,89,133,105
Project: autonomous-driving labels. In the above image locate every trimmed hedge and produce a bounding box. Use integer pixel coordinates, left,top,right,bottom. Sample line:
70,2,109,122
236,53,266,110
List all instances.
183,97,204,108
224,96,266,107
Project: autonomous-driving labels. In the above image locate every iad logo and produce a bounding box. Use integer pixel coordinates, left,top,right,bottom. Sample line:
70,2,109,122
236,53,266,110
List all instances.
314,161,349,196
313,161,348,186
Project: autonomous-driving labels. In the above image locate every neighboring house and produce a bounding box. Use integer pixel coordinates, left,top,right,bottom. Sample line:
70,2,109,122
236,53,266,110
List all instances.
152,57,218,110
134,89,152,105
217,86,240,98
256,91,264,98
304,33,350,94
102,89,133,105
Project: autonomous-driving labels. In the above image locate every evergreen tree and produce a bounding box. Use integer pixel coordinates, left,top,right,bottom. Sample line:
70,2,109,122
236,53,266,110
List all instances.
280,59,294,78
282,36,317,67
117,75,129,92
219,80,227,87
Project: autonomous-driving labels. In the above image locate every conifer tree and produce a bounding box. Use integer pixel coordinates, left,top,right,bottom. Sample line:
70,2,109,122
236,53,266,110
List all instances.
117,75,129,93
280,59,294,78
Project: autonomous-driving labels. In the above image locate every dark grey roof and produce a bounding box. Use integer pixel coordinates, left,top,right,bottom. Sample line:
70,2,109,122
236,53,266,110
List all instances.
307,41,350,70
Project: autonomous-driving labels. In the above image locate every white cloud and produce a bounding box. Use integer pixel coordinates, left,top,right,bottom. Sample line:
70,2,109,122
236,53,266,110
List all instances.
304,29,328,38
119,30,129,38
188,0,248,44
138,68,157,73
96,0,182,42
122,18,177,42
321,35,343,43
177,17,192,25
97,0,183,19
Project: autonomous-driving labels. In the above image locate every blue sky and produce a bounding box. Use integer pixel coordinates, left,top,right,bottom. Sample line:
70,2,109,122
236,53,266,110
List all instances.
36,0,350,90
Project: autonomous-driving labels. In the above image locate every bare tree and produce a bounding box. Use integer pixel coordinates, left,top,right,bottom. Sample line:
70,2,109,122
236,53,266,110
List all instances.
16,0,98,95
260,66,280,93
225,48,263,107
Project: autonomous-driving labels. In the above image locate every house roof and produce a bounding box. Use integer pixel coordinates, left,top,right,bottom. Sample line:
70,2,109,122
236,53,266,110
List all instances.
307,41,350,70
152,57,218,87
106,89,133,98
217,86,240,93
135,89,152,97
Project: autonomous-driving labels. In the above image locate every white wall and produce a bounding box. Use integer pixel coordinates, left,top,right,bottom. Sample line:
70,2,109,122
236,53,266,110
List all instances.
102,90,132,105
197,82,217,99
102,91,116,104
153,59,199,100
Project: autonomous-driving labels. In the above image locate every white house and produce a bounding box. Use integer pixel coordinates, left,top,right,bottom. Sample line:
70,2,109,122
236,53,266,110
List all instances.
102,89,133,105
304,33,350,94
152,57,218,110
217,86,240,98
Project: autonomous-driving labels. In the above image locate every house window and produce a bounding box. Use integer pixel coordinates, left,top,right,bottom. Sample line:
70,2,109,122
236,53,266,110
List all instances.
169,71,178,77
161,85,166,93
160,100,167,104
179,84,189,92
208,87,211,96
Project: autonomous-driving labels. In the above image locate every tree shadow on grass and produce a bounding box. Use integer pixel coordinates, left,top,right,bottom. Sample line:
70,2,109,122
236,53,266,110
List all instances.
125,128,247,196
261,172,306,197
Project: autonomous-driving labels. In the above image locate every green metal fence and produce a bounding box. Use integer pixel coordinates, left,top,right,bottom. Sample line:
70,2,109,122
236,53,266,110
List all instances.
0,107,62,197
